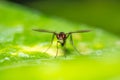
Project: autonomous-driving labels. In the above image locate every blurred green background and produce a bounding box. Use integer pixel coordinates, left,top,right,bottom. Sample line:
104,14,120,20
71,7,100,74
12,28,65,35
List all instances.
0,0,120,80
8,0,120,36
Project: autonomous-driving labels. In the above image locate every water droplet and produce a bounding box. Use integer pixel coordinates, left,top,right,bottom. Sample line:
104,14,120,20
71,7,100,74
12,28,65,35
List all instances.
96,50,102,56
18,52,29,58
4,57,10,61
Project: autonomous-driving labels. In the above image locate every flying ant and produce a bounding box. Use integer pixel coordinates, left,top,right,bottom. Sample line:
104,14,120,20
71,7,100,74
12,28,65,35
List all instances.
33,29,90,57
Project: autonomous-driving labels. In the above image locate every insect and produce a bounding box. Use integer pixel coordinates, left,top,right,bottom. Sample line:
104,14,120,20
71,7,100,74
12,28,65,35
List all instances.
33,29,90,57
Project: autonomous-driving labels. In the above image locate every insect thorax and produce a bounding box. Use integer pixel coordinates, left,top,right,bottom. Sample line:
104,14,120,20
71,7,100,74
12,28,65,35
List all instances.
58,39,64,43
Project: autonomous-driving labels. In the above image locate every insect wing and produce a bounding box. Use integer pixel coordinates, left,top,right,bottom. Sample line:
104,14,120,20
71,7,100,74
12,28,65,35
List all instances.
32,29,56,34
69,30,91,34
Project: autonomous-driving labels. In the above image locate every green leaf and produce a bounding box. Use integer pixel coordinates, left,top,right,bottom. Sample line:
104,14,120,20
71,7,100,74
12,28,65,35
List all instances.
0,2,120,80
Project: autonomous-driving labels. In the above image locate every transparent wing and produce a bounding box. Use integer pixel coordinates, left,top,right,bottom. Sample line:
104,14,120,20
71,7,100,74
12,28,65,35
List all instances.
32,29,56,34
68,30,91,34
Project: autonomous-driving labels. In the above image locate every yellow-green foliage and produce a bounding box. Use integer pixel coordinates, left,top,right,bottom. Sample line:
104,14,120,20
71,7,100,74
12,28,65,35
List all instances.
0,2,120,80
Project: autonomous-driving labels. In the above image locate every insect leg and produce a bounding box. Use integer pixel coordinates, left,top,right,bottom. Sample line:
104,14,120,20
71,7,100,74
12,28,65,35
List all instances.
62,45,67,58
43,33,55,53
69,34,80,55
55,41,59,58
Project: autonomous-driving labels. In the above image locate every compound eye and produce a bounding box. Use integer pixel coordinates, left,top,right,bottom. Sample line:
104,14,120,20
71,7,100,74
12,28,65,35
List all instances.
62,34,66,38
57,35,60,38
